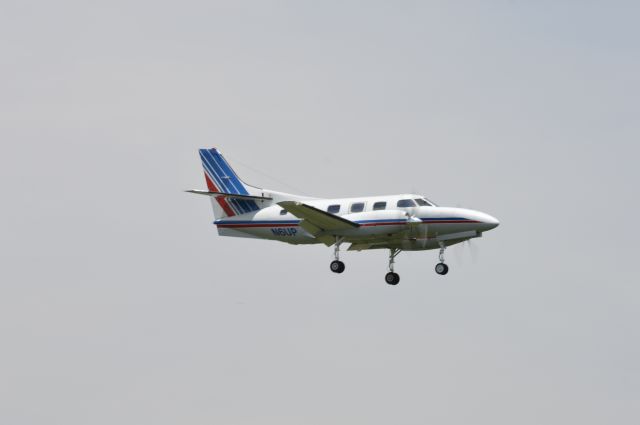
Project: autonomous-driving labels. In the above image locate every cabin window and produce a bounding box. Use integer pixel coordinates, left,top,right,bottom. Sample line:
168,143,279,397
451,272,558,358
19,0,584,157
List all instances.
327,204,341,214
280,209,288,215
414,198,432,206
350,202,365,213
397,199,416,208
373,201,387,210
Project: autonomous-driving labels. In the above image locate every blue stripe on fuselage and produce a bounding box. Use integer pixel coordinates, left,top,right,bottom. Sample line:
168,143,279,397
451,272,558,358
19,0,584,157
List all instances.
214,217,474,227
215,220,301,225
420,217,471,222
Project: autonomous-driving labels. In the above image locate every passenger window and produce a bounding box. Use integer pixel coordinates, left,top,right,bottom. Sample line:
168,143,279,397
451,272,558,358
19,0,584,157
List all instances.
350,202,365,213
327,204,341,214
373,201,387,210
414,198,431,206
397,199,417,208
280,209,288,215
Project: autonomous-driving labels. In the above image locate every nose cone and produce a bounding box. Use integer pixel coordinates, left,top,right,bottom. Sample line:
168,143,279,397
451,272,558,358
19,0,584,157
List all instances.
455,208,499,231
443,207,500,232
477,212,500,231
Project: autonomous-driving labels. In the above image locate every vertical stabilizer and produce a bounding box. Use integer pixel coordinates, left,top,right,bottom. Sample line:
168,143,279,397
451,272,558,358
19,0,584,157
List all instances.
199,148,262,218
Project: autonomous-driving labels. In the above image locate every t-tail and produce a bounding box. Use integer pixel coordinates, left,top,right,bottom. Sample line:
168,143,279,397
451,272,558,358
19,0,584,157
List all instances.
187,147,312,219
192,148,267,219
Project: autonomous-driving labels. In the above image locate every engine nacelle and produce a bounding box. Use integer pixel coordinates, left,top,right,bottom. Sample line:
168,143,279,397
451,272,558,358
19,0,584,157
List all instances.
338,209,409,236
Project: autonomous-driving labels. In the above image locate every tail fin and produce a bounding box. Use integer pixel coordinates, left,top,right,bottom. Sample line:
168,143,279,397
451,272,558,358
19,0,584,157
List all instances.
199,148,263,218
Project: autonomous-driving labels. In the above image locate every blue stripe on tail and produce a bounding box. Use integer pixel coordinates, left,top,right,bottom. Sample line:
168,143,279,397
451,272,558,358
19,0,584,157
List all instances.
198,148,260,214
199,150,241,214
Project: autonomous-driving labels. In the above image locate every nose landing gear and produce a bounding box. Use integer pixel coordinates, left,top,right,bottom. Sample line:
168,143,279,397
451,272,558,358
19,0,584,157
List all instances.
435,262,449,275
435,242,449,275
330,237,345,273
385,248,401,285
385,272,400,285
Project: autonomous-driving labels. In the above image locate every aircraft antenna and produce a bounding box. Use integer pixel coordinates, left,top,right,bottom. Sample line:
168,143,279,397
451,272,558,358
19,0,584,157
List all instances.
225,153,306,193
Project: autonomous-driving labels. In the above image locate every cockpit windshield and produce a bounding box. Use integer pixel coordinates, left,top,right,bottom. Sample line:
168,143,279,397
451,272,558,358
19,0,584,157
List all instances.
397,199,417,208
415,197,437,207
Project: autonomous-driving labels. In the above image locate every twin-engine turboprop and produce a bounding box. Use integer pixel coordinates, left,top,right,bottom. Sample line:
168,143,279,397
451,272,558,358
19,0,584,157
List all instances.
188,148,500,285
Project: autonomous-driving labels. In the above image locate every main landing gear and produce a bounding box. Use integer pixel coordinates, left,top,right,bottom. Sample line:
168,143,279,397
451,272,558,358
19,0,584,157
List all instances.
330,237,345,273
329,240,449,281
330,260,345,273
385,248,401,285
435,242,449,275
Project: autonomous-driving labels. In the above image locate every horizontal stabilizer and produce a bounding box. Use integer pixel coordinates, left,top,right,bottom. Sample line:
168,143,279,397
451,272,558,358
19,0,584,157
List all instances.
278,201,359,232
186,190,273,201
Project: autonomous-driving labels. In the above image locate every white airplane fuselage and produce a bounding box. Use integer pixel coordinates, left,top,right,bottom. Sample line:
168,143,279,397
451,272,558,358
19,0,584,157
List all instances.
214,193,499,251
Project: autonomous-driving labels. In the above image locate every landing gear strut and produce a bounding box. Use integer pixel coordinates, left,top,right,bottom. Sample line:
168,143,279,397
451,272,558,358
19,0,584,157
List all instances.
330,237,345,273
435,242,449,275
385,248,401,285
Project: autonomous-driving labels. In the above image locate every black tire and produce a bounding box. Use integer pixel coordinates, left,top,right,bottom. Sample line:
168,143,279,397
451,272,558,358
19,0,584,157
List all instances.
435,262,449,275
330,260,345,273
385,272,400,285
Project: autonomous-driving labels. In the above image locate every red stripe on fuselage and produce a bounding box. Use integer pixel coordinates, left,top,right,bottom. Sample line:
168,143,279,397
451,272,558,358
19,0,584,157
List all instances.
360,220,480,227
218,220,481,228
216,223,299,228
424,220,480,224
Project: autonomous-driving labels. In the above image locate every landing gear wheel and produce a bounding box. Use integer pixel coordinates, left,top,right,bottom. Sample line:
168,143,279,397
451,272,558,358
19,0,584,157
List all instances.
385,272,400,285
330,260,345,273
435,263,449,275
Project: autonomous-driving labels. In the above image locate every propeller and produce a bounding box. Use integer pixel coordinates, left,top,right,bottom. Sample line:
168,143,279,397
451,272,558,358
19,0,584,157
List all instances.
405,210,429,249
467,238,479,263
454,238,479,265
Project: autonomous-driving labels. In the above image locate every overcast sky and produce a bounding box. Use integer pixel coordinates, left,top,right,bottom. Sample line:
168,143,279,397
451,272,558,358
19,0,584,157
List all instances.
1,1,639,424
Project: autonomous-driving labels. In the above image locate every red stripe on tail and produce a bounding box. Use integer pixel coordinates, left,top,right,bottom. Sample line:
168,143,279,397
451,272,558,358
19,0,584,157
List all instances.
204,172,235,216
204,173,217,191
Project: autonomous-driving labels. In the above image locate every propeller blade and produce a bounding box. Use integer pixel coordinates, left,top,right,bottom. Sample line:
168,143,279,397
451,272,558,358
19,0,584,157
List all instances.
454,242,464,264
453,239,480,265
468,239,479,263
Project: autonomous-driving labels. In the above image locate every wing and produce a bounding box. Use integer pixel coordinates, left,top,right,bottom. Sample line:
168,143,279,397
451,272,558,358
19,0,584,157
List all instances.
278,201,359,245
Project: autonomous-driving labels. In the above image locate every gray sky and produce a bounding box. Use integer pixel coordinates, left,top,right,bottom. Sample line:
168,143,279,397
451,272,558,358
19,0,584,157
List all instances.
1,1,639,424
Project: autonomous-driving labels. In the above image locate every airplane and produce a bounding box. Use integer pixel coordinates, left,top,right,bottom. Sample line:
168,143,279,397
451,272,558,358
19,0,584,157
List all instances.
188,148,499,285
